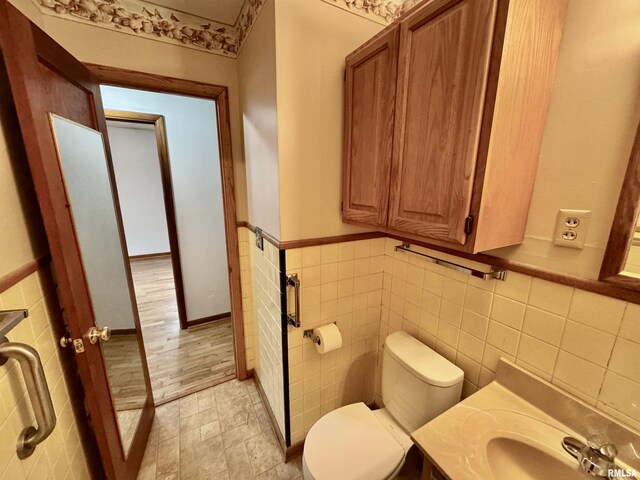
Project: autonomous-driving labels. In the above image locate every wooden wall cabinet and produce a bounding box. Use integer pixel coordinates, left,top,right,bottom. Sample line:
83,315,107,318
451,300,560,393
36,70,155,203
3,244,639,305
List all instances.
342,0,568,253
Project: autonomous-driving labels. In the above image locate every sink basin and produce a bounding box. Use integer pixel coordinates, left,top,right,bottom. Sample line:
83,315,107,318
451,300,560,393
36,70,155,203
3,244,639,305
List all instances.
487,437,584,479
461,409,586,479
411,359,640,480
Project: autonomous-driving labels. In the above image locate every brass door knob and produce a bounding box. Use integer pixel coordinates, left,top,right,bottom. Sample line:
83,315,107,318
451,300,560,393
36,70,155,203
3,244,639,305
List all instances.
88,326,111,344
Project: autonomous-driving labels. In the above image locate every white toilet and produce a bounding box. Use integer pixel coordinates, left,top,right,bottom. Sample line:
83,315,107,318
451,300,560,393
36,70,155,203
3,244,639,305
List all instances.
302,331,464,480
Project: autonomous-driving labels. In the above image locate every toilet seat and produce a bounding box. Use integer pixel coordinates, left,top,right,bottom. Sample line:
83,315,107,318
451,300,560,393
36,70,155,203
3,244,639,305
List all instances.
303,402,405,480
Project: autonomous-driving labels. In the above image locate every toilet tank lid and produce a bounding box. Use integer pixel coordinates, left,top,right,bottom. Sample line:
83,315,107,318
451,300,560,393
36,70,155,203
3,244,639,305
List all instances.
385,331,464,387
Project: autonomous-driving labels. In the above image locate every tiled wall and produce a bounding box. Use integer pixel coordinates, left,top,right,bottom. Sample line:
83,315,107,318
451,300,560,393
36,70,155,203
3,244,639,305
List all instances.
238,227,256,370
243,232,640,447
249,230,286,438
285,238,386,444
378,239,640,432
0,271,90,480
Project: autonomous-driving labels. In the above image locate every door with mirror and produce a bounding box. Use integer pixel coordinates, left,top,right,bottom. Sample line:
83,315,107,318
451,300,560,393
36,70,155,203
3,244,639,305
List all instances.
0,1,154,477
50,115,150,456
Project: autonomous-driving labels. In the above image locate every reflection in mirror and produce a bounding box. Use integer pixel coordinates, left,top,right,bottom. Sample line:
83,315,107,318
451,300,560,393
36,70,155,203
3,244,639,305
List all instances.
49,114,147,455
600,121,640,290
622,211,640,278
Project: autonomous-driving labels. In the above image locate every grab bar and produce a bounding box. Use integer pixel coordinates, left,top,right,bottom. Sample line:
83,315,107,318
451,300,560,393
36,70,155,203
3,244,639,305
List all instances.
287,273,301,328
0,337,57,458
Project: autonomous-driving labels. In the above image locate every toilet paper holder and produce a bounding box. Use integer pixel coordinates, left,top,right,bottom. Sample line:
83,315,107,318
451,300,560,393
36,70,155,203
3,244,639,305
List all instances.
303,329,321,346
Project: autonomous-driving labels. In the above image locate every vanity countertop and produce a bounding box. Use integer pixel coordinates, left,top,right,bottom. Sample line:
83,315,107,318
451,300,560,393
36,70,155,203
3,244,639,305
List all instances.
411,360,640,480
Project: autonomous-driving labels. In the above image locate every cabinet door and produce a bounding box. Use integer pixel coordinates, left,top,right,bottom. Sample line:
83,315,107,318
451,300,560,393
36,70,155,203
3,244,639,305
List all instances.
343,27,399,226
389,0,496,244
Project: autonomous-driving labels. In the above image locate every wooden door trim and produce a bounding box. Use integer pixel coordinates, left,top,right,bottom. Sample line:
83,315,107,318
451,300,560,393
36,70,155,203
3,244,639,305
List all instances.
104,109,190,330
88,63,248,380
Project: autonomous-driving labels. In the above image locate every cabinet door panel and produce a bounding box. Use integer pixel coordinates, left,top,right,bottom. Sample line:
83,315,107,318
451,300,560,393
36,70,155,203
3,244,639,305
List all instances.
389,0,496,244
343,28,398,226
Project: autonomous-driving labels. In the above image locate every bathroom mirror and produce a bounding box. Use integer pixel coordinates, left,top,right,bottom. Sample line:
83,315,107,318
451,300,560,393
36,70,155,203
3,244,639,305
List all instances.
600,121,640,290
49,114,148,456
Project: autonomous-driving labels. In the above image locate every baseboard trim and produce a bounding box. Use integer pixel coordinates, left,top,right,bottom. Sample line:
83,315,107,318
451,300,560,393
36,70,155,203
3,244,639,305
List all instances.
252,370,286,453
129,252,171,260
187,311,231,327
285,441,304,462
111,328,137,335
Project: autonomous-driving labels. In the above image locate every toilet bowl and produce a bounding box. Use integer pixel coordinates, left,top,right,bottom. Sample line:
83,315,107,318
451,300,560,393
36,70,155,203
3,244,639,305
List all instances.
302,331,464,480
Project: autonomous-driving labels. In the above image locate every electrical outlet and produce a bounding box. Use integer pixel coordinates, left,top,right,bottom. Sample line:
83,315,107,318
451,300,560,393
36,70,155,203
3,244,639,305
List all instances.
553,209,591,249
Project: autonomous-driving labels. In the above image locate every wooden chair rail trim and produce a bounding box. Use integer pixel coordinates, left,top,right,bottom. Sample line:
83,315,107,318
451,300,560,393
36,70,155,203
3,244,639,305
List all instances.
236,222,640,304
0,255,51,294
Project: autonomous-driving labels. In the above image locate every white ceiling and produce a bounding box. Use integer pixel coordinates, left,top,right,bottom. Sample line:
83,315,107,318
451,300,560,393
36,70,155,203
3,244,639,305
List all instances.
143,0,245,24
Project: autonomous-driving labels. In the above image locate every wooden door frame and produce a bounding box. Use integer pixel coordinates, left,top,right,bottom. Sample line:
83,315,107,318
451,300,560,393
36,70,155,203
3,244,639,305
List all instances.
86,63,248,380
103,109,190,330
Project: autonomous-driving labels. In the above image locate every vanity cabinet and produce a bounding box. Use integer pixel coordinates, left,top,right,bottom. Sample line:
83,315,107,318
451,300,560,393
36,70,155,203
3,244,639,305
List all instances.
342,0,568,253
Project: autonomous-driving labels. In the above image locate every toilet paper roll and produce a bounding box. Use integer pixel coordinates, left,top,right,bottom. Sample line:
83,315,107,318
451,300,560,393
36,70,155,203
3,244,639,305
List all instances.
315,323,342,354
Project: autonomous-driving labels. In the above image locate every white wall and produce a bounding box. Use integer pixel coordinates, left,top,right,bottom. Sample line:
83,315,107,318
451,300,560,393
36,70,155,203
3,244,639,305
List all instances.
274,0,383,242
238,0,281,238
107,121,171,257
101,86,231,321
487,0,640,278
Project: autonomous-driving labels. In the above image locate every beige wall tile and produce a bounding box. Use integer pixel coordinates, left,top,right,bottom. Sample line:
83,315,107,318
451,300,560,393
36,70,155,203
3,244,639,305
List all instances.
482,344,514,372
560,320,615,367
516,334,558,376
455,353,481,385
437,321,459,349
528,278,573,316
301,246,322,267
461,310,489,341
608,338,640,383
464,286,493,317
598,371,640,426
522,306,566,347
442,278,466,306
495,272,532,302
553,351,605,400
458,331,485,364
424,272,444,296
568,289,626,334
439,300,463,328
490,295,526,330
486,321,520,356
618,303,640,344
0,272,89,480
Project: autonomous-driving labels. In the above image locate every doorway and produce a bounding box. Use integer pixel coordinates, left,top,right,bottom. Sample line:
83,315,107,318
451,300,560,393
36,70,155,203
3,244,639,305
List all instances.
101,88,238,405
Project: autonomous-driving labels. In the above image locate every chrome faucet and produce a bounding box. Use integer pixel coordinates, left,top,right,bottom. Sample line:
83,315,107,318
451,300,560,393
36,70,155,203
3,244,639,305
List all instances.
562,434,620,478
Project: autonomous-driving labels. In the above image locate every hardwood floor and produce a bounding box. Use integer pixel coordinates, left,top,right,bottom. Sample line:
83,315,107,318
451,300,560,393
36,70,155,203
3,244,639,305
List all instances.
103,332,147,410
130,256,236,405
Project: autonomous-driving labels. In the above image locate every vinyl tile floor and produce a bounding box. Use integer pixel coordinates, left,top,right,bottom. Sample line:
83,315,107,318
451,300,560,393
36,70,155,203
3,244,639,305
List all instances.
137,378,302,480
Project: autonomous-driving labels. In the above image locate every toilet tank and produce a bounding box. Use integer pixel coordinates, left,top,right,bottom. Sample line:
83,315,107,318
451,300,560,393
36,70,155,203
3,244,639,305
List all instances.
382,331,464,433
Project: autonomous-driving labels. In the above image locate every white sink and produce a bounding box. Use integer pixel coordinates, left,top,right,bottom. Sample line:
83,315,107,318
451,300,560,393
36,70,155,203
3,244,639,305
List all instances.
411,360,640,480
462,409,585,479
